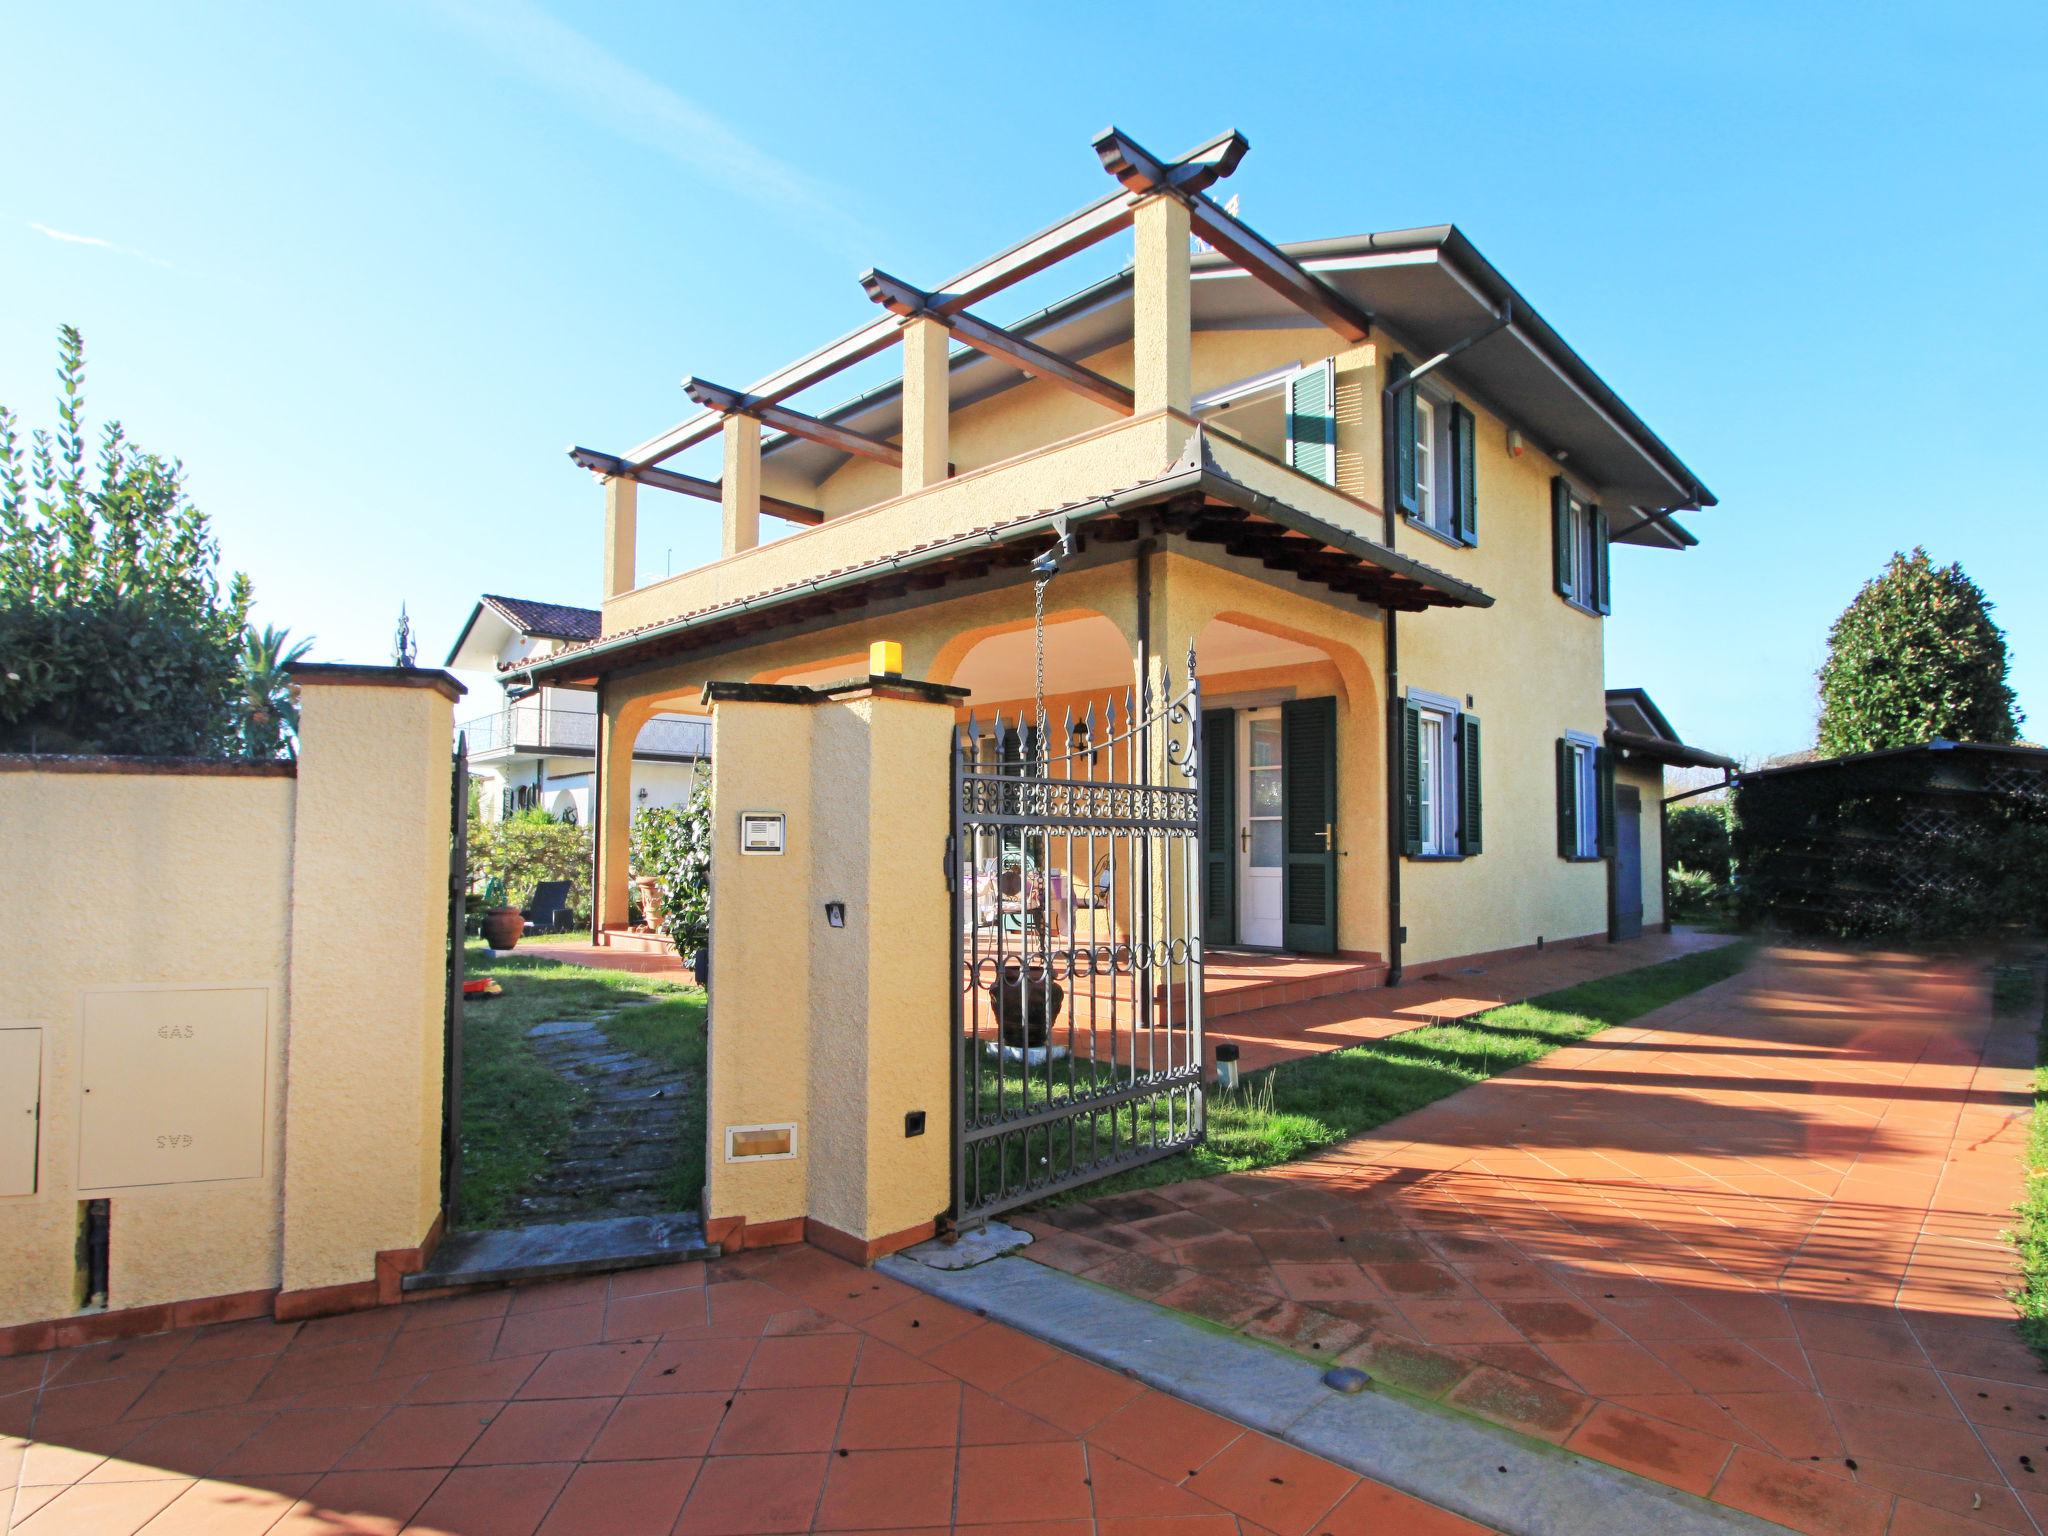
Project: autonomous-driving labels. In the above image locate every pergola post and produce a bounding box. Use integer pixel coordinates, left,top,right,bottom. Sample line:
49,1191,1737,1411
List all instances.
602,474,637,598
594,697,639,933
721,415,762,556
1133,195,1192,416
900,315,950,495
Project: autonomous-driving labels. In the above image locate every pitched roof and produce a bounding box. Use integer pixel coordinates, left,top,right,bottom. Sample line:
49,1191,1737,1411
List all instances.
1604,687,1735,771
479,595,601,641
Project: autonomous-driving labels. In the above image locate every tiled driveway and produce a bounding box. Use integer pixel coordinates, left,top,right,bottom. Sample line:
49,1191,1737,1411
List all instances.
1,1243,1490,1535
1019,946,2041,1536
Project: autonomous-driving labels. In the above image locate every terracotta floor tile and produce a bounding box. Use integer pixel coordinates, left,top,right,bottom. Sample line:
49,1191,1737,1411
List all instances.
741,1334,863,1390
1712,1391,1844,1460
957,1387,1068,1446
92,1405,272,1479
406,1461,574,1536
1181,1431,1357,1536
850,1340,949,1387
494,1304,604,1360
586,1392,728,1461
1710,1446,1891,1536
133,1474,315,1536
1541,1339,1691,1398
1364,1262,1468,1298
462,1397,612,1467
1395,1299,1524,1346
516,1341,653,1400
708,1387,846,1455
1317,1478,1499,1535
1085,1390,1243,1483
534,1458,700,1536
1564,1401,1734,1496
1336,1333,1474,1399
1849,1460,2033,1534
215,1406,383,1476
954,1441,1092,1524
9,1476,192,1534
835,1382,961,1450
1153,1275,1278,1328
375,1320,500,1381
996,1353,1141,1434
338,1401,496,1471
1645,1338,1807,1396
920,1323,1056,1391
1088,1448,1222,1518
406,1356,542,1406
673,1452,829,1535
604,1288,709,1341
1830,1400,1998,1480
1445,1366,1593,1443
269,1467,444,1536
606,1260,706,1301
814,1446,956,1530
1806,1349,1954,1417
629,1336,755,1395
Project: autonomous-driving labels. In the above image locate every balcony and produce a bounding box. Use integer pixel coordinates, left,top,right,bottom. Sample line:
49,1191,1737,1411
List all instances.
457,704,708,763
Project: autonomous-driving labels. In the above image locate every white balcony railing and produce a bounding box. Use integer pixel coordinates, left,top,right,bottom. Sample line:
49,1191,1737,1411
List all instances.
457,705,708,760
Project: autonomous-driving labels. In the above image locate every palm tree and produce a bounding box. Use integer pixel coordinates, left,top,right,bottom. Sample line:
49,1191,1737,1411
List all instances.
238,624,313,759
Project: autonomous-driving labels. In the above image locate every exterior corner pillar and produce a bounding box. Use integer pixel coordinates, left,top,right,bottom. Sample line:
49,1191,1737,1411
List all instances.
1133,195,1193,416
721,416,762,557
602,475,638,599
900,315,951,495
594,697,638,934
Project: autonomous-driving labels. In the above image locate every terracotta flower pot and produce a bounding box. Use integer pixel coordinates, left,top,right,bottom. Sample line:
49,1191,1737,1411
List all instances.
480,906,524,951
987,962,1064,1050
633,876,665,929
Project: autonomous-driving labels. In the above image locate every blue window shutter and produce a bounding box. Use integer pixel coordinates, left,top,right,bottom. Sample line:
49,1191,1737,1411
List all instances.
1450,403,1477,544
1286,360,1336,486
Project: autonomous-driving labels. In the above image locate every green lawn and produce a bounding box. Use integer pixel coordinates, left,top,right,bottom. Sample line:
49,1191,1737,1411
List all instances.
455,941,707,1228
2001,960,2048,1362
1057,939,1755,1204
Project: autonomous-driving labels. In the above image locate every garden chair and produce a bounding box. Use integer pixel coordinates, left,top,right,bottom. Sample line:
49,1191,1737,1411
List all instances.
523,880,575,934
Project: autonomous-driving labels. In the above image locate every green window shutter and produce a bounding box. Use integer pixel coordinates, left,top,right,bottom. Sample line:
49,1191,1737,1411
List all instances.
1450,403,1477,544
1281,696,1339,953
1593,504,1612,614
1550,477,1573,597
1458,714,1482,855
1596,745,1617,858
1286,360,1337,486
1391,354,1418,515
1400,699,1423,857
1200,708,1236,946
1555,738,1577,858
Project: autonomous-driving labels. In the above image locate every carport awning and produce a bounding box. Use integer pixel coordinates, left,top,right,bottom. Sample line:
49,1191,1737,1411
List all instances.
513,433,1489,690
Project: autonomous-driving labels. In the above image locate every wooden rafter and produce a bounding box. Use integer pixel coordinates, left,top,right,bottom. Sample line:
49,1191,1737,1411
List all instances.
620,129,1249,469
860,268,1134,416
1092,128,1373,344
567,447,824,526
682,378,903,468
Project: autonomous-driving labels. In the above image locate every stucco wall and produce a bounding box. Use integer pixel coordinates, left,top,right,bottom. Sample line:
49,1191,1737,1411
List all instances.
0,670,459,1331
0,765,295,1324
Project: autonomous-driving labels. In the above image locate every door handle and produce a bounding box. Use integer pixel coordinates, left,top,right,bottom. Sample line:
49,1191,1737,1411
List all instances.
1319,823,1333,850
1239,826,1249,852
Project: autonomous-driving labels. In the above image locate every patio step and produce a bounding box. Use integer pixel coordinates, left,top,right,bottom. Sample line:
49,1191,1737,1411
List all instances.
596,925,676,957
404,1210,717,1292
1173,952,1388,1021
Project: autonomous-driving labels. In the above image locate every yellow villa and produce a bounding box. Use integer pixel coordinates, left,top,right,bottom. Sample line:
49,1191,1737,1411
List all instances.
520,124,1712,975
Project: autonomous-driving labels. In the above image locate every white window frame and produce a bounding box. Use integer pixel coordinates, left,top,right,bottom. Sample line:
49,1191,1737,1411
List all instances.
1560,487,1601,611
1565,729,1600,859
1413,396,1436,528
1411,688,1462,858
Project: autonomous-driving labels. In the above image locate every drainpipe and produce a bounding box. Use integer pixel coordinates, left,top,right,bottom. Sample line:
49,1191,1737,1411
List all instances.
1378,304,1512,985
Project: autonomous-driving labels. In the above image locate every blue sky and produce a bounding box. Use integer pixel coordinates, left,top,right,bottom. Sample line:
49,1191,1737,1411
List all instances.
3,1,2041,762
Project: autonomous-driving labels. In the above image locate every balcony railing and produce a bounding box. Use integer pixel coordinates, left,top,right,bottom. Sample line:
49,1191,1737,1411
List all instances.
456,705,708,760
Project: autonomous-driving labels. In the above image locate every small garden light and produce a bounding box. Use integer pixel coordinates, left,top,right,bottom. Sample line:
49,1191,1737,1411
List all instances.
1215,1041,1241,1092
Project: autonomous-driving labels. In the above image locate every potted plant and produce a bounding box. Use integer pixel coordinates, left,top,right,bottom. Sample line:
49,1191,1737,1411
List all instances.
632,873,665,930
478,876,523,951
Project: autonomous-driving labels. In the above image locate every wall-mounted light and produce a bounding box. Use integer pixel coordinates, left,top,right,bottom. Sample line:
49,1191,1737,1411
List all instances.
1505,428,1526,459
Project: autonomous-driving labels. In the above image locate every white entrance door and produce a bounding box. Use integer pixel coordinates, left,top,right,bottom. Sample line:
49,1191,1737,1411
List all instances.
1238,709,1283,947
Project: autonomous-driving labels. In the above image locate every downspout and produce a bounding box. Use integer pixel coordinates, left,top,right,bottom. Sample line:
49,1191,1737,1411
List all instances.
1378,304,1512,985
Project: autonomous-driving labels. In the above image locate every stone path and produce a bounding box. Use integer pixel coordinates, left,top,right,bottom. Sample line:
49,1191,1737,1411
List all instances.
516,1012,691,1222
1018,945,2041,1536
0,1245,1493,1535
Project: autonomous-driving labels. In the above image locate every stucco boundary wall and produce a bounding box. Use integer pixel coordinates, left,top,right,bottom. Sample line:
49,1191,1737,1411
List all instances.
0,665,462,1353
700,676,956,1262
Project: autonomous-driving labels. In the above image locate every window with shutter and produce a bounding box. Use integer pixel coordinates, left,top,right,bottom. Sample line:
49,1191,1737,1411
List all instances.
1556,736,1604,859
1391,354,1417,514
1551,478,1574,597
1450,403,1477,545
1555,738,1576,858
1399,698,1423,857
1403,691,1464,858
1458,714,1482,854
1285,360,1336,486
1593,506,1612,615
1553,478,1610,614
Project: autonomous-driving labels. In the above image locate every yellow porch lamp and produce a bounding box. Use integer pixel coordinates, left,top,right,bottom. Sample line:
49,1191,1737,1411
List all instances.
869,640,904,677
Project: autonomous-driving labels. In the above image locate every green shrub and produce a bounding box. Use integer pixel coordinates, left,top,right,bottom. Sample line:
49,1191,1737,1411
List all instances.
630,778,711,953
1666,867,1725,921
469,815,592,913
1668,801,1733,883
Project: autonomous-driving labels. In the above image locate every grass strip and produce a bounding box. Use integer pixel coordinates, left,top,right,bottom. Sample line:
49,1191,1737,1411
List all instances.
1061,939,1754,1204
2002,959,2048,1362
456,942,704,1227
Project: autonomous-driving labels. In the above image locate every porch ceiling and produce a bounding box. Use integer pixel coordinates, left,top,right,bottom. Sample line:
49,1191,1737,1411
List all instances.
512,432,1489,691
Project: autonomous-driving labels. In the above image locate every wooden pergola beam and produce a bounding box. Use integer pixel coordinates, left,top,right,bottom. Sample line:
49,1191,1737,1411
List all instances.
861,268,1134,417
1092,128,1373,344
567,447,824,526
622,129,1249,469
682,379,903,469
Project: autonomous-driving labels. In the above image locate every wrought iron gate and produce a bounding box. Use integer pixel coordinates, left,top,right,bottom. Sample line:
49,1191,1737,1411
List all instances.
949,646,1205,1225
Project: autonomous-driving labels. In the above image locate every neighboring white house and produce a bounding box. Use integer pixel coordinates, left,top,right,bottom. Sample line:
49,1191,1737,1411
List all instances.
446,594,708,825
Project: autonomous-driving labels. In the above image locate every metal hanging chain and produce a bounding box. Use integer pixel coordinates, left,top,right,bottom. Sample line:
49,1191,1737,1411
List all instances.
1033,570,1049,769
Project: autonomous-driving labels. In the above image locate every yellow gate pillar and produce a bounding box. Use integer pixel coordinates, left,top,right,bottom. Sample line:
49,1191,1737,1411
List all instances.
699,673,958,1260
